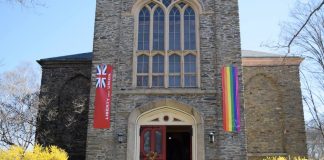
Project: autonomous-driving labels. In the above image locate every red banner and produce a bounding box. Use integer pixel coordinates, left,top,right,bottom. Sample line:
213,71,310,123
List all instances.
93,64,113,129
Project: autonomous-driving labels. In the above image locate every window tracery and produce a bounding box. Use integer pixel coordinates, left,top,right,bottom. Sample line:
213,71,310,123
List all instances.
135,0,200,88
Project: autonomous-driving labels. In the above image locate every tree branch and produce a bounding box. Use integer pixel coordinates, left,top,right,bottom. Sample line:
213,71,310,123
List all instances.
287,0,324,53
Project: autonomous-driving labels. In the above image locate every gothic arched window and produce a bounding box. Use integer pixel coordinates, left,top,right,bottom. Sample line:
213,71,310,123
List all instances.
137,55,149,87
184,7,195,50
153,7,165,50
169,54,181,87
135,0,200,88
138,7,150,50
184,54,196,87
152,54,164,87
169,7,181,50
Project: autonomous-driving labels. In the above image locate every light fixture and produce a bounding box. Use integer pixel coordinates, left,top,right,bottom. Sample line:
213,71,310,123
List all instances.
117,133,123,143
209,132,215,143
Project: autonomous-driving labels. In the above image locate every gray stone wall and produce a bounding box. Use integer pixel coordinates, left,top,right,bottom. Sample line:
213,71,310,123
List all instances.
87,0,246,159
243,65,307,159
36,62,91,160
35,60,308,160
35,0,307,160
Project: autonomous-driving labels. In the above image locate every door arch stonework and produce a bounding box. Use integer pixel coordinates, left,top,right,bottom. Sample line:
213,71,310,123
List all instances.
127,99,204,160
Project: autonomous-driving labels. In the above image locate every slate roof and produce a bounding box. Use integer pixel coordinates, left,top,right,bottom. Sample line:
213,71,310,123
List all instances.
38,52,93,63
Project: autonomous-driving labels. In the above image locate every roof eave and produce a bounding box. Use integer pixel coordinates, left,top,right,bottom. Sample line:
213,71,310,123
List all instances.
242,57,304,67
37,60,92,66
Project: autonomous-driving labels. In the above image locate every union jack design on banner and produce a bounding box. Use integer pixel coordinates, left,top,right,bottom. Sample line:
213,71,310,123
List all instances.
96,64,107,88
94,64,113,129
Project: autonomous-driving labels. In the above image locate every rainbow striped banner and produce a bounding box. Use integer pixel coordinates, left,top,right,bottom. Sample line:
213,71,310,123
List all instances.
221,65,241,132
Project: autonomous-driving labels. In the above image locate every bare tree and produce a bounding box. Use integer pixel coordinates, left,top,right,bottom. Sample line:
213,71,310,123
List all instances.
280,0,324,158
281,0,324,135
0,63,40,150
1,0,43,7
307,120,324,159
286,0,324,53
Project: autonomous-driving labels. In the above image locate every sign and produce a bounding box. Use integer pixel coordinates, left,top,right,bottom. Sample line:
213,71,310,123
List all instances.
93,64,113,129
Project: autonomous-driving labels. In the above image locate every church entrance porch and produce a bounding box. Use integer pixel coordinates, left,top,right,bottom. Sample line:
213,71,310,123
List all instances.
127,100,205,160
140,125,192,160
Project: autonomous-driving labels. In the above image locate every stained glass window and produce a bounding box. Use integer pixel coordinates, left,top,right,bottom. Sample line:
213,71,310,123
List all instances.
162,0,171,7
178,2,186,8
148,2,155,8
153,54,164,73
136,2,199,88
152,54,164,87
153,8,165,50
169,54,181,87
169,7,181,50
184,7,196,50
184,54,196,87
184,54,196,73
137,55,149,73
137,55,149,87
138,7,150,50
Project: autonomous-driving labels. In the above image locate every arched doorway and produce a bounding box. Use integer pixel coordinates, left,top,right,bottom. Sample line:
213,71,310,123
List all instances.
127,100,204,160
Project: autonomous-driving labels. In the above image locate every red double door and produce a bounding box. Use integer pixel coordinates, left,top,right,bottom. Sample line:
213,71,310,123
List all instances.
140,126,166,160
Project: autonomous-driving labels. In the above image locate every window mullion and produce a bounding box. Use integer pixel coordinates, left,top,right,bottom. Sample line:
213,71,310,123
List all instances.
165,52,168,88
149,8,153,88
149,52,153,88
149,9,154,51
165,9,169,88
196,51,200,88
180,8,185,87
165,9,169,51
135,4,199,88
180,9,184,51
180,52,184,88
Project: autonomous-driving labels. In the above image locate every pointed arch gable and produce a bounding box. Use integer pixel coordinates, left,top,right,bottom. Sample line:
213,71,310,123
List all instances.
128,99,203,124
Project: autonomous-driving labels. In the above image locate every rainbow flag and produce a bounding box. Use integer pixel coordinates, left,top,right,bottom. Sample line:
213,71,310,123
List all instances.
221,65,240,132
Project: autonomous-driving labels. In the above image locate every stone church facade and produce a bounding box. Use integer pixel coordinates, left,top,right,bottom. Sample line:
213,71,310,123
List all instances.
36,0,307,160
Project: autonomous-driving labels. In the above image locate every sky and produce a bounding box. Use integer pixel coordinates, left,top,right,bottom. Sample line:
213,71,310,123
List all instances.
1,1,321,120
0,0,296,72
